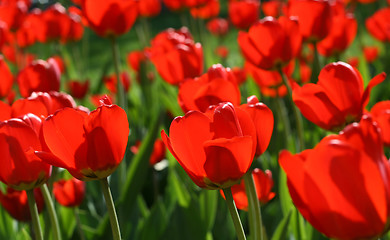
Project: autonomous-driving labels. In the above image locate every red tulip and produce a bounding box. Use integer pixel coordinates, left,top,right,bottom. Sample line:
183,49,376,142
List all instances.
370,101,390,147
0,114,51,190
347,56,359,68
41,3,73,43
214,46,229,58
104,72,131,93
0,100,11,121
0,0,28,30
262,0,284,17
90,94,114,108
0,55,13,99
68,80,90,99
238,16,301,70
149,27,203,85
287,0,332,42
138,0,161,17
36,96,129,180
363,46,379,63
130,139,167,166
366,8,390,42
0,187,44,222
53,178,85,207
127,50,147,72
228,0,260,29
0,22,8,49
178,64,241,113
11,91,77,119
161,102,257,189
17,58,61,98
162,0,184,11
231,67,247,85
279,115,390,240
293,62,386,131
82,0,138,37
190,0,220,19
220,168,275,210
206,18,229,36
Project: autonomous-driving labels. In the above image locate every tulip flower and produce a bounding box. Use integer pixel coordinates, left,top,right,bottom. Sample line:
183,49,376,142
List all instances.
53,178,85,207
17,58,61,98
0,0,28,30
231,67,247,85
131,139,167,166
293,62,386,131
238,16,301,70
0,187,44,222
82,0,138,38
127,50,147,72
0,100,11,121
104,72,131,94
0,55,13,99
68,80,90,99
190,0,220,19
178,64,241,113
36,96,129,181
206,18,229,36
287,0,332,42
0,114,51,190
262,0,284,17
370,101,390,147
363,46,379,63
279,115,390,240
347,56,359,68
366,8,390,42
149,27,203,85
221,168,275,210
228,0,260,29
162,0,184,11
138,0,162,18
162,102,257,189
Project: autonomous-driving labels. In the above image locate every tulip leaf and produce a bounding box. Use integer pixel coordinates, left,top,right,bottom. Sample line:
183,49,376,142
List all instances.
199,189,218,231
0,207,13,239
167,167,191,207
271,207,293,240
278,167,293,216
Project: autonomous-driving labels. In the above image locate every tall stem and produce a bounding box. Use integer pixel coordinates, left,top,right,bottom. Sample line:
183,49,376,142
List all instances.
110,37,127,112
222,188,246,240
27,189,43,240
310,42,321,83
278,67,305,151
100,178,121,240
244,173,263,240
41,184,62,240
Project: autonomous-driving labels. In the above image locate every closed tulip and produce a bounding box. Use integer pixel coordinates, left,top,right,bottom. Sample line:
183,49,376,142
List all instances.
68,80,90,99
370,101,390,147
138,0,161,17
279,115,390,240
53,178,85,207
228,0,260,29
366,8,390,42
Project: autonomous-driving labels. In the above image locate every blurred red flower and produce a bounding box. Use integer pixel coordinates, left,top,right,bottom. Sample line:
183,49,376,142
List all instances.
53,178,85,207
287,0,332,42
279,115,390,240
0,100,11,121
0,0,28,30
190,0,220,19
131,139,167,166
347,56,359,68
220,168,275,210
215,45,229,58
36,96,129,180
82,0,138,37
17,58,61,98
0,187,44,222
149,27,203,85
366,8,390,42
370,101,390,147
127,50,147,72
228,0,260,29
363,46,379,63
161,102,257,189
0,55,13,99
231,67,247,85
178,64,241,113
104,72,131,93
293,62,386,131
262,0,284,17
68,80,90,99
206,18,229,36
138,0,161,17
238,16,301,70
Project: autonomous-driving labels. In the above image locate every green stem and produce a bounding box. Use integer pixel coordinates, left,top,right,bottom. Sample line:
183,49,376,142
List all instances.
275,98,293,150
278,67,305,151
27,189,43,240
244,173,263,240
100,178,121,240
222,188,246,240
110,37,127,112
310,42,321,83
41,184,61,240
74,207,86,240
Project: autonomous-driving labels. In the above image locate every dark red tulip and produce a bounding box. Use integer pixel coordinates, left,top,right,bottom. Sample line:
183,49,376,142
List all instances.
220,168,275,210
36,96,129,180
190,0,220,19
238,16,301,70
0,0,28,30
68,80,90,99
0,187,44,222
262,0,284,17
138,0,161,17
293,62,386,131
127,50,146,72
363,46,379,63
228,0,260,29
0,114,51,190
82,0,138,37
104,72,131,93
131,139,167,166
51,55,65,74
287,0,332,42
370,101,390,147
162,0,184,11
0,55,13,99
41,3,72,43
366,8,390,42
279,115,390,240
17,58,61,98
149,27,203,85
178,64,241,113
0,22,8,49
162,102,257,189
206,18,229,36
53,178,85,207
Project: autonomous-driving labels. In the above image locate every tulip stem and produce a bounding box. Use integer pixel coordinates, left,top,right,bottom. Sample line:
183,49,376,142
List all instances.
41,183,62,240
278,67,305,151
27,189,43,240
310,43,321,83
100,177,122,240
110,36,127,112
222,188,247,240
74,207,86,240
244,173,263,240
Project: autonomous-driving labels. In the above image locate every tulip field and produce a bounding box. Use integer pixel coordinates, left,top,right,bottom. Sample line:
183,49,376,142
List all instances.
1,0,390,239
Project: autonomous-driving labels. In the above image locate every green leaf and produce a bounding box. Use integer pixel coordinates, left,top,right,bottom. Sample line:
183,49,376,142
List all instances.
199,190,218,231
167,167,191,208
271,208,293,240
278,168,292,216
